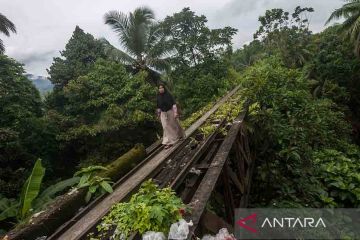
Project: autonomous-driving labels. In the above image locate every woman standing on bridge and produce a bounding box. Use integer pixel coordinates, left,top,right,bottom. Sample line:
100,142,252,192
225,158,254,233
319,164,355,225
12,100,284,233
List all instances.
157,84,185,149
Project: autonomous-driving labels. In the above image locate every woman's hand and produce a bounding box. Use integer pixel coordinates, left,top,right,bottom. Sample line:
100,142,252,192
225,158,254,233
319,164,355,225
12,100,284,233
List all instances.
172,104,179,118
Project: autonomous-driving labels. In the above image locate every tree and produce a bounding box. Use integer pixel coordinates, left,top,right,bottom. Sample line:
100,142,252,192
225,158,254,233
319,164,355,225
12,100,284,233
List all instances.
326,0,360,56
231,40,265,72
254,6,314,68
103,7,171,84
306,25,360,144
158,8,237,117
161,7,237,67
46,26,107,114
241,57,360,207
0,55,56,198
47,59,158,167
47,26,106,89
0,13,16,54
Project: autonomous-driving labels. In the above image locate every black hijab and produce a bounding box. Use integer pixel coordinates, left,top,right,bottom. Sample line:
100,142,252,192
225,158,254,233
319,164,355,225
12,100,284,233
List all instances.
157,85,175,112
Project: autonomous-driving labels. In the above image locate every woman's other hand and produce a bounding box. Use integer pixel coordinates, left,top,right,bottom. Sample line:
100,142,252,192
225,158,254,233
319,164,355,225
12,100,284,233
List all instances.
172,104,179,118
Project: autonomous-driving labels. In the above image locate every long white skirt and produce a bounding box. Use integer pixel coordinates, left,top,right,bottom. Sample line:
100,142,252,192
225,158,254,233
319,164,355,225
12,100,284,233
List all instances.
160,109,186,145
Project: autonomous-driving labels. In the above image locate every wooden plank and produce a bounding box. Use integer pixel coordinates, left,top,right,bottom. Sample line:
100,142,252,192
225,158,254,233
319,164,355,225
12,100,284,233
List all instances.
50,86,240,240
240,153,256,208
185,105,248,240
169,118,226,189
227,163,244,194
222,161,235,223
200,209,234,234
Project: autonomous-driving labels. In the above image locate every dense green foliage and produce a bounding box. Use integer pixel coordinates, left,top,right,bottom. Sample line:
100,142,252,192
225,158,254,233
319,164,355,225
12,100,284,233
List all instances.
74,165,113,202
161,8,237,67
46,59,157,168
241,57,360,207
171,60,237,117
306,26,360,144
47,26,106,90
230,6,360,208
0,55,57,198
96,179,185,239
326,0,360,56
0,159,79,222
254,6,313,68
231,40,265,72
160,8,238,117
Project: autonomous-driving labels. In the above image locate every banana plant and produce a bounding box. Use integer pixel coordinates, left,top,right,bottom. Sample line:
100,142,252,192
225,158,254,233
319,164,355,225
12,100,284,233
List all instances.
0,159,80,222
32,177,80,210
0,197,18,221
18,159,45,219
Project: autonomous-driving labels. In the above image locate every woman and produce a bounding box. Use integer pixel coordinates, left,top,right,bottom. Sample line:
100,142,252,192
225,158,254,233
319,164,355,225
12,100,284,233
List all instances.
156,84,185,149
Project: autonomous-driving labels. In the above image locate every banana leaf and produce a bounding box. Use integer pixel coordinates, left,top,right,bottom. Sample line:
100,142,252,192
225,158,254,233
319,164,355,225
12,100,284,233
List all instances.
0,197,19,221
32,177,80,210
18,159,45,220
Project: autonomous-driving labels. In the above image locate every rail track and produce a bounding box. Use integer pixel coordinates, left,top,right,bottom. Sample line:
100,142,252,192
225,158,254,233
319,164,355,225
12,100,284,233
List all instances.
48,86,244,240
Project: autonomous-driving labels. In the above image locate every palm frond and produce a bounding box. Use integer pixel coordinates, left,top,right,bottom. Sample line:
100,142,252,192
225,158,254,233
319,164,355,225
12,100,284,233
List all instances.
132,6,155,24
105,7,155,58
99,38,136,65
104,7,174,74
0,13,16,36
326,1,360,24
348,15,360,41
127,9,151,57
104,10,135,55
354,29,360,55
145,23,174,59
147,57,171,72
104,10,129,35
336,12,360,44
0,38,4,54
104,11,131,44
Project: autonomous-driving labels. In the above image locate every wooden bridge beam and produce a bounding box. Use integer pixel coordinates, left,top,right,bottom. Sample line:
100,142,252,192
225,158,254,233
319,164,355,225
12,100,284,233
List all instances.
185,105,248,240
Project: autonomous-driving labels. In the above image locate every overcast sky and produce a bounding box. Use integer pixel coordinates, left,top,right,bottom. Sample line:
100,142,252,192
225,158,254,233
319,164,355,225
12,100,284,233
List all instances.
1,0,343,76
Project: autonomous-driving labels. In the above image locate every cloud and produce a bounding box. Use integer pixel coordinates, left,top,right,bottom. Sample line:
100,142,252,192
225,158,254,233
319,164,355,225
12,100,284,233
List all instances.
218,0,272,17
208,0,343,48
0,0,344,75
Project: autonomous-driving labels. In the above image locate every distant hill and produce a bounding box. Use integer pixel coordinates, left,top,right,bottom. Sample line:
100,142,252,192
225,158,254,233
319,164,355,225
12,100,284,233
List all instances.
26,74,53,94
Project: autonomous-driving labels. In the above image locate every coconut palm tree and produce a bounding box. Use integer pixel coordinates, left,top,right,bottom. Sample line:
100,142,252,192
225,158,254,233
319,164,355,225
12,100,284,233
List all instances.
0,13,16,54
103,7,172,84
326,0,360,56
